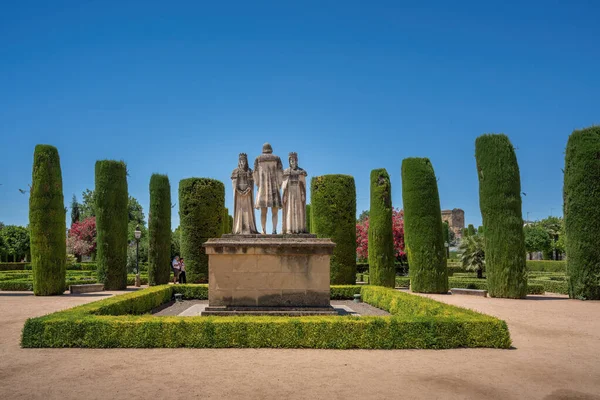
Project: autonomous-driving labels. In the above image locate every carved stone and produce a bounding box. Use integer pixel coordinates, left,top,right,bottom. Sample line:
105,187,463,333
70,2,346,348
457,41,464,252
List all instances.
231,153,258,234
254,143,283,234
282,152,308,234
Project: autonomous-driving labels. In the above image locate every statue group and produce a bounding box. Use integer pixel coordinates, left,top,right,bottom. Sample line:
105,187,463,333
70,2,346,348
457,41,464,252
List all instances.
231,143,307,235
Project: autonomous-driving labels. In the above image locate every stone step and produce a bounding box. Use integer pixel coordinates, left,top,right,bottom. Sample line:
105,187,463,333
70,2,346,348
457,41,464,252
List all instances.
450,288,488,297
69,283,104,294
201,306,338,316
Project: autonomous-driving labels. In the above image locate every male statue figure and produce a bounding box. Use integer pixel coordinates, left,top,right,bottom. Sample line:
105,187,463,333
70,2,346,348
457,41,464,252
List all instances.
254,143,283,234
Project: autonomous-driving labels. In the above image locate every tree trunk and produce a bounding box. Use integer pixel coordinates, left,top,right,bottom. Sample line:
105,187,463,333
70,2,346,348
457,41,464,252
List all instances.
477,269,483,279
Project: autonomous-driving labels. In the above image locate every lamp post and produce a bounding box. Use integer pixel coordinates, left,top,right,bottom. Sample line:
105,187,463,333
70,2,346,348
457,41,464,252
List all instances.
445,241,450,258
134,225,141,287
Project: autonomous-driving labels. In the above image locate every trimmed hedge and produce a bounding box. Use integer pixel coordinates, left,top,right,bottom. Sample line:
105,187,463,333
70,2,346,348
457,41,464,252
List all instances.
526,260,566,273
22,285,511,349
179,178,225,283
148,174,172,286
401,158,448,293
306,204,312,234
330,285,362,299
311,175,357,284
368,169,395,287
0,263,28,271
448,278,544,295
29,145,66,296
95,160,128,290
564,126,600,300
475,134,527,298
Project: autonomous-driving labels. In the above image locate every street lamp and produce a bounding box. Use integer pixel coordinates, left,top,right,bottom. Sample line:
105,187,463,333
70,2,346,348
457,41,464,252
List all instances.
445,241,450,258
134,225,141,287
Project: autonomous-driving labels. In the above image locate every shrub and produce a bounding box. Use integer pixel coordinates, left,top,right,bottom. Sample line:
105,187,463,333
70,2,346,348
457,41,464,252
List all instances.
401,158,448,293
395,277,410,288
179,178,225,283
311,175,357,284
306,204,312,234
564,126,600,300
29,145,67,296
148,174,172,286
95,160,128,290
475,134,527,298
22,285,511,349
368,169,395,287
0,262,29,271
526,260,566,273
330,285,362,299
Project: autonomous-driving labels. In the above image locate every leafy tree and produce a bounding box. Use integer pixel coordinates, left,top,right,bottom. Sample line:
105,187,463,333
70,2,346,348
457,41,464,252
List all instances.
459,234,486,279
539,216,564,259
80,188,96,219
70,195,80,225
171,226,181,259
357,210,370,223
467,224,476,236
67,217,97,258
0,225,30,261
524,224,551,259
442,221,450,244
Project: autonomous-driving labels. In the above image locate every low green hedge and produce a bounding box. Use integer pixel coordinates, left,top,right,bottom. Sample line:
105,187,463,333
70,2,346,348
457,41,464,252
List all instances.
0,262,29,271
448,278,544,294
330,285,362,299
356,274,410,288
0,272,151,292
526,260,566,273
22,285,511,349
528,279,568,295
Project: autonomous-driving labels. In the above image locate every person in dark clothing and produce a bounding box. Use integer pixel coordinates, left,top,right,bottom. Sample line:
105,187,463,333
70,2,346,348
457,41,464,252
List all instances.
178,258,187,284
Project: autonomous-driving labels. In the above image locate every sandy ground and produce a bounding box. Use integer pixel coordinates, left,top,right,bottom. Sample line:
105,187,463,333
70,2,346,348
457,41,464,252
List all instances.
1,289,599,400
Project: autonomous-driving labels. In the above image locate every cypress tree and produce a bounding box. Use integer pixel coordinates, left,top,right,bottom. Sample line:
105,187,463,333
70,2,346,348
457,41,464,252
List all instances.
29,145,66,295
467,224,476,236
222,207,230,235
442,221,450,244
179,178,225,283
95,160,128,290
475,134,527,298
401,158,448,293
368,169,395,287
148,174,171,286
306,204,312,234
311,175,356,284
564,126,600,300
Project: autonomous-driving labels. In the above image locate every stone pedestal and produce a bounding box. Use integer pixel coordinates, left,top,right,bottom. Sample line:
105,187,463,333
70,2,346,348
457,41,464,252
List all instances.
202,234,335,314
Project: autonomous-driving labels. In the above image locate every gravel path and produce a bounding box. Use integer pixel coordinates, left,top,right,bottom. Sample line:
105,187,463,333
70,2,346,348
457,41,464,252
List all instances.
1,289,599,399
152,299,390,316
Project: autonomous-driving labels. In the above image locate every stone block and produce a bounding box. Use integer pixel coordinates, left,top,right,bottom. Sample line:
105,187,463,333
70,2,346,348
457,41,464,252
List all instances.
232,290,258,306
69,283,104,294
451,288,487,297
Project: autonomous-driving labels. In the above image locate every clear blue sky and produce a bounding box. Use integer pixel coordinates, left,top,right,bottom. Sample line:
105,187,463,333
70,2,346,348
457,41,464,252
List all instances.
1,1,598,231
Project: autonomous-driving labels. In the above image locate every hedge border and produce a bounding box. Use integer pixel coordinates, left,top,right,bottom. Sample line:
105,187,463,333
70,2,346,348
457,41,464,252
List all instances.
22,285,510,349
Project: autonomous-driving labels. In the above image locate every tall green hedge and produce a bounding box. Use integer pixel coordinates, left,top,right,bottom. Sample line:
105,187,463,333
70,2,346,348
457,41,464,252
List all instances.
442,221,450,244
564,126,600,300
148,174,171,286
311,175,356,284
467,224,476,236
29,145,66,295
221,207,230,235
475,134,527,298
179,178,225,283
368,169,395,287
95,160,128,290
306,204,312,234
401,158,448,293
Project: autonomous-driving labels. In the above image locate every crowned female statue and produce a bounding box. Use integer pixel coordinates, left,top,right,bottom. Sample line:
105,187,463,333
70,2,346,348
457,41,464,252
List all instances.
231,153,258,234
282,152,308,234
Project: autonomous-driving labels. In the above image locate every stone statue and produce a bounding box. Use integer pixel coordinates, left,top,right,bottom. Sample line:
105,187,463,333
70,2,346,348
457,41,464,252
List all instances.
231,153,258,234
254,143,283,234
282,152,308,234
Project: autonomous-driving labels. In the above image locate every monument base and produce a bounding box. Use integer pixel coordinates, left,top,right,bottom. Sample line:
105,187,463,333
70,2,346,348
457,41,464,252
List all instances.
201,305,338,316
202,234,336,310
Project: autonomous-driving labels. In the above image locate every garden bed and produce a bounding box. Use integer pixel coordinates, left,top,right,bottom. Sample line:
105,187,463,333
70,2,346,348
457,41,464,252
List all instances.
22,284,511,349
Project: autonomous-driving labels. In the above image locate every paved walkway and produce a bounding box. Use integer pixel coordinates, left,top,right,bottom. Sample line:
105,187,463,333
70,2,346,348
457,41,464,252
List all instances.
1,289,599,400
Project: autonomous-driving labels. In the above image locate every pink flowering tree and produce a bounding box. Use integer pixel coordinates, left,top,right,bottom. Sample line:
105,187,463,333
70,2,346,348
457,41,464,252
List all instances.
67,217,97,259
356,208,405,262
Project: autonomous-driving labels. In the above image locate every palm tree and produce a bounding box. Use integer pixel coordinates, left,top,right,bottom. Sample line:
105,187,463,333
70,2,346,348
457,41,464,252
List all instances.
459,234,485,279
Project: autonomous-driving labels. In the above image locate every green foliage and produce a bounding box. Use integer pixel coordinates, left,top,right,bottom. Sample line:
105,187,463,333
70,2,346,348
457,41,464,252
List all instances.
22,285,511,349
221,207,230,235
311,175,357,284
171,227,181,259
467,224,476,236
80,189,96,219
29,145,66,295
330,285,362,299
401,158,448,293
0,225,30,262
564,126,600,299
179,178,225,283
368,169,395,287
442,221,450,244
0,262,29,271
524,224,552,255
95,160,129,290
448,277,544,295
459,235,485,278
526,260,566,273
306,204,311,234
148,174,172,286
475,134,527,298
70,195,80,225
